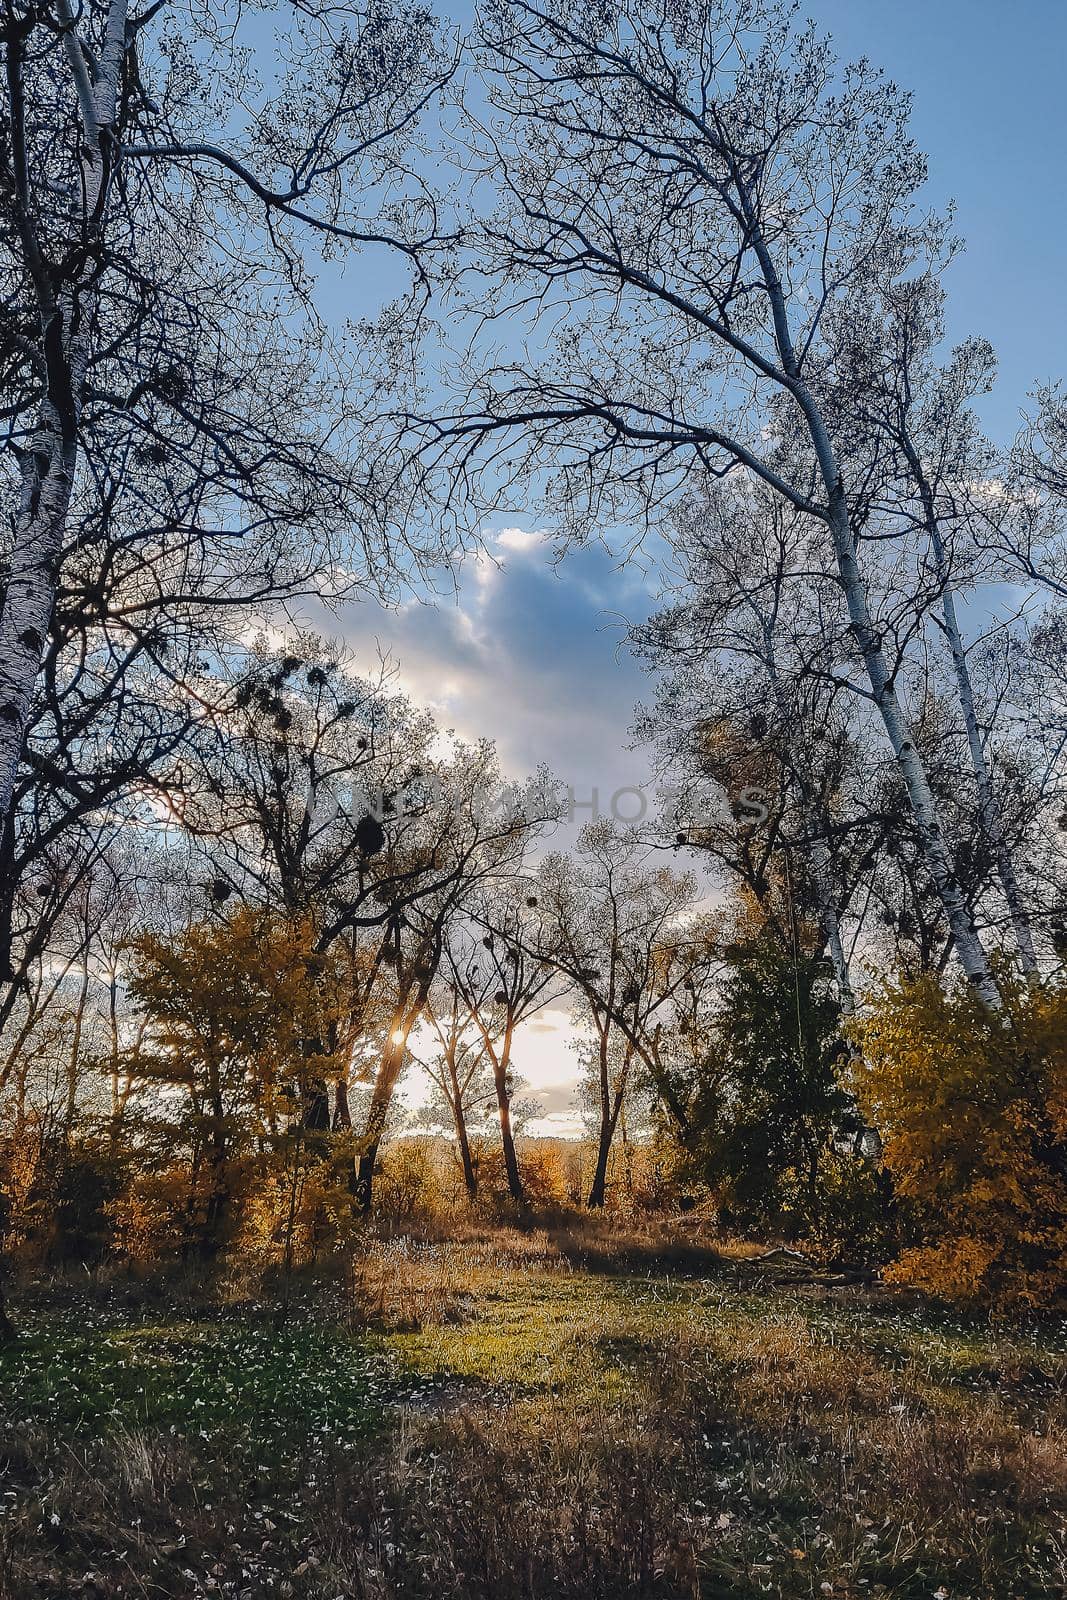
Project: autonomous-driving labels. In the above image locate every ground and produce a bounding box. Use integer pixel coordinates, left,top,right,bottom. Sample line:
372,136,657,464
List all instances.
1,1224,1064,1598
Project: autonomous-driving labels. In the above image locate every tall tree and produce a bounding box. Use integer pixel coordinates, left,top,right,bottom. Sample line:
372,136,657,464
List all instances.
447,887,565,1210
349,748,557,1212
835,267,1042,974
407,0,1006,1001
636,479,886,1014
536,823,715,1198
0,0,454,976
415,972,497,1200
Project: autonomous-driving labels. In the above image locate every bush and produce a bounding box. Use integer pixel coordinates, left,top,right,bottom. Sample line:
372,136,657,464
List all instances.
0,1123,128,1266
107,1165,200,1265
854,973,1067,1305
51,1138,128,1263
376,1139,443,1219
681,933,880,1251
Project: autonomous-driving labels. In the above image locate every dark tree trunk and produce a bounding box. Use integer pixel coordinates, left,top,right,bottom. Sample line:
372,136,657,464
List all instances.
200,1144,230,1257
443,1048,478,1200
453,1101,479,1200
0,1190,14,1343
587,1036,631,1209
300,1035,331,1134
354,1037,403,1215
491,1028,525,1211
587,1032,616,1209
194,1097,230,1257
333,1077,352,1131
354,937,439,1214
587,1094,625,1209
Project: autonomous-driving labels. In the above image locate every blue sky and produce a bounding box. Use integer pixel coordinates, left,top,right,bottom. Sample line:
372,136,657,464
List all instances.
813,0,1067,441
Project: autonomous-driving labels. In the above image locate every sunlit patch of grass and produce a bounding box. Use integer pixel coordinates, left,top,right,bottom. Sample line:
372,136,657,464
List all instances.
368,1251,1067,1596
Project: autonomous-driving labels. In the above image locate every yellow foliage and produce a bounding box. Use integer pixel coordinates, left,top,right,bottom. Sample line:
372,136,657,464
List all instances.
106,1168,192,1264
853,973,1067,1305
119,907,369,1256
125,907,359,1130
0,1114,49,1261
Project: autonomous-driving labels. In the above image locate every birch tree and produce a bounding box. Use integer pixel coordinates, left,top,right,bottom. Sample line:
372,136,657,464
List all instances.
0,0,454,968
636,479,886,1014
831,263,1042,975
406,0,1004,1002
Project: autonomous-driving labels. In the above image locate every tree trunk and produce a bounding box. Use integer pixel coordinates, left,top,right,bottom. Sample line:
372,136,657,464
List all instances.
354,934,440,1213
494,1072,524,1209
0,0,127,838
355,955,438,1214
587,1111,619,1208
354,1029,406,1215
447,1068,479,1200
747,216,1001,1006
333,1076,352,1131
64,953,91,1132
490,1023,525,1210
0,423,78,833
587,1030,613,1208
923,503,1038,977
200,1124,230,1258
0,1187,14,1344
813,843,855,1017
587,1035,629,1208
453,1105,479,1200
301,1071,331,1134
828,484,998,1004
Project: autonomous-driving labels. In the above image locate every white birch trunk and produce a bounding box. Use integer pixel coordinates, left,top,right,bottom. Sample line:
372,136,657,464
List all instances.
810,834,856,1017
925,509,1038,976
822,483,1000,1006
0,0,128,826
746,221,1001,1005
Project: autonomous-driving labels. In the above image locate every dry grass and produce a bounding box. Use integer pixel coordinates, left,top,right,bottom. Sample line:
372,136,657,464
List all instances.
306,1316,1067,1599
345,1227,565,1331
2,1220,1065,1598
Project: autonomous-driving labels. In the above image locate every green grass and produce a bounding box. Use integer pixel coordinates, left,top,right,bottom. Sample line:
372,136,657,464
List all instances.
390,1257,1067,1416
0,1304,408,1454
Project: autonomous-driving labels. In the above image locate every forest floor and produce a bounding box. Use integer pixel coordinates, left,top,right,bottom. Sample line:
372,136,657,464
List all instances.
1,1221,1065,1599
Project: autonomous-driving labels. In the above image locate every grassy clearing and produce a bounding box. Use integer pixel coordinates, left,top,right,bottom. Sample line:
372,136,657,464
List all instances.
1,1226,1065,1598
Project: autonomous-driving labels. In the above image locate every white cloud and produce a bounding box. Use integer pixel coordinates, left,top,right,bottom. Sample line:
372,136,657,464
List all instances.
495,527,545,553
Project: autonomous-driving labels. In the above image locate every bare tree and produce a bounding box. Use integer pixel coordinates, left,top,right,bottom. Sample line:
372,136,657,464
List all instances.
0,0,455,976
403,0,1006,1002
535,822,715,1198
348,747,557,1212
172,640,559,1206
635,480,890,1014
447,887,565,1210
834,265,1042,975
415,973,497,1200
